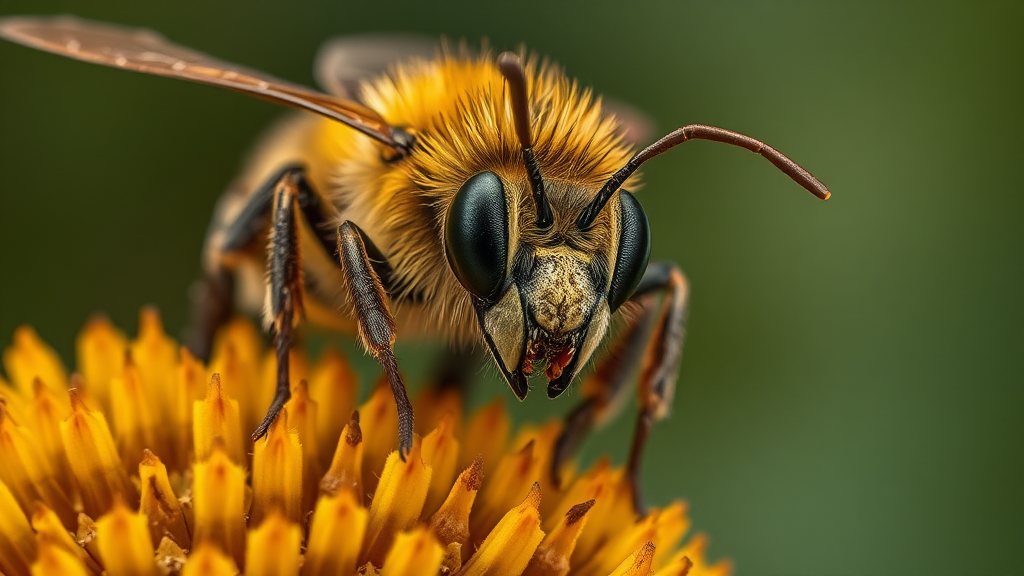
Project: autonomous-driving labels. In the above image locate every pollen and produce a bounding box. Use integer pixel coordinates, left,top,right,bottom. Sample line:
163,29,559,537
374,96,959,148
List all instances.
0,312,732,576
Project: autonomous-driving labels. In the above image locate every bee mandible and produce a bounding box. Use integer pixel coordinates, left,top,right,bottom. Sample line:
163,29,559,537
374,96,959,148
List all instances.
0,16,830,511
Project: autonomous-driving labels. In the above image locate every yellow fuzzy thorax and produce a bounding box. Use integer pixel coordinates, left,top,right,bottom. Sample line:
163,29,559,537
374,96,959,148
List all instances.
364,51,634,189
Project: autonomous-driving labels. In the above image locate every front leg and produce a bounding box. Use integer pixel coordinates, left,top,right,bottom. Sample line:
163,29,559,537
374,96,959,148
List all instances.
336,221,414,459
551,261,689,513
627,261,689,513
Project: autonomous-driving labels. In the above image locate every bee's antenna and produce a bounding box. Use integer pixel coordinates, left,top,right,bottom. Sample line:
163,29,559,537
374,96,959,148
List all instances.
577,124,831,229
497,51,553,229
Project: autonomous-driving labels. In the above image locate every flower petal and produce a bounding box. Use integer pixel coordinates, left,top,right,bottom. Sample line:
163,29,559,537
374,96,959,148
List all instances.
460,398,509,477
192,441,247,566
245,513,302,576
181,546,239,576
304,491,367,576
361,442,432,566
139,449,190,549
60,389,138,517
428,455,483,550
3,326,68,404
193,373,244,464
421,413,460,516
95,499,158,576
250,408,303,526
0,402,77,529
0,479,36,576
208,319,263,436
31,538,89,576
76,315,127,415
523,499,596,576
379,527,444,576
283,379,320,514
319,412,364,502
607,542,655,576
459,482,545,576
307,347,357,469
472,439,541,541
358,380,399,494
109,355,165,470
31,503,101,574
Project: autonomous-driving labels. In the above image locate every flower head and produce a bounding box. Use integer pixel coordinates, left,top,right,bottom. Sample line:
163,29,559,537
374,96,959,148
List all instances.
0,310,731,576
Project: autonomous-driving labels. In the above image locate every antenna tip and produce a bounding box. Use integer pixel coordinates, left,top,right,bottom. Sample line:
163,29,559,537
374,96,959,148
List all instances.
822,190,831,200
496,51,521,69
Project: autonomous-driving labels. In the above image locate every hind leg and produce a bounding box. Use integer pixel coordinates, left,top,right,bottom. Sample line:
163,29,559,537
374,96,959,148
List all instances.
185,163,336,361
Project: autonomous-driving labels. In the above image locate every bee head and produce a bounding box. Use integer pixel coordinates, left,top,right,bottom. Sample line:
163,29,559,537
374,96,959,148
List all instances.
444,169,650,400
441,51,651,400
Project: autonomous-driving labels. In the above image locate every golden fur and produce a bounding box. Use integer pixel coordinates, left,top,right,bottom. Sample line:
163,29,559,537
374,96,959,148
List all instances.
217,50,639,347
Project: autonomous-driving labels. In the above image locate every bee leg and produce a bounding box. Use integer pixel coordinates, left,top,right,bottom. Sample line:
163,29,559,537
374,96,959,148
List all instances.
626,262,690,514
550,312,652,487
252,169,317,441
550,262,689,514
187,163,336,361
336,221,415,460
186,268,235,362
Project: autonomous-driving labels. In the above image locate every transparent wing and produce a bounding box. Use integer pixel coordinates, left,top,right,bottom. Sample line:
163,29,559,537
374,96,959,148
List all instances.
315,33,439,98
315,34,655,146
602,96,657,146
0,15,407,150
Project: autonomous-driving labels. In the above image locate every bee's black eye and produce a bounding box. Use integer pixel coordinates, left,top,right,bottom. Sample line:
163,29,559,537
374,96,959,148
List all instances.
445,171,509,299
607,190,651,311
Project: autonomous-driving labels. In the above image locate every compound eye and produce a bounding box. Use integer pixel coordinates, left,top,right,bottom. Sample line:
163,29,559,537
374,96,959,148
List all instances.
445,171,510,299
607,190,651,312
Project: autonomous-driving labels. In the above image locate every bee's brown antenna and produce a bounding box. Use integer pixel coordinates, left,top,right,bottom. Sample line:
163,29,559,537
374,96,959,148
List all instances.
497,51,553,228
577,124,831,229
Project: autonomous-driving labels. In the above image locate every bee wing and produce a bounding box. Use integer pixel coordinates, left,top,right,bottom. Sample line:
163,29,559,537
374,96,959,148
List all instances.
0,15,407,150
314,34,439,97
602,97,657,146
316,34,656,147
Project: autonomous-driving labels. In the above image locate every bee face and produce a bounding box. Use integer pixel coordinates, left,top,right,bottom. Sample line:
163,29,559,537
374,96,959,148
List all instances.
445,171,650,400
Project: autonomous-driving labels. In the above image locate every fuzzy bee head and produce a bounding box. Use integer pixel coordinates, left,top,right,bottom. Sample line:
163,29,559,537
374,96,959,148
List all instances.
444,170,649,400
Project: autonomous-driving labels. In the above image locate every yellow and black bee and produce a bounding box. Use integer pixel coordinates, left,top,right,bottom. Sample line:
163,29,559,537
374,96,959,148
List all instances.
0,16,829,510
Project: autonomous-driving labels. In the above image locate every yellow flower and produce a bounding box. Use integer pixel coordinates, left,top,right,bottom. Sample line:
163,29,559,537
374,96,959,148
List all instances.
0,310,732,576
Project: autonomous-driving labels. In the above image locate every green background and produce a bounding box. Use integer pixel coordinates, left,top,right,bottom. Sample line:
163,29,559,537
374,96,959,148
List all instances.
1,2,1020,574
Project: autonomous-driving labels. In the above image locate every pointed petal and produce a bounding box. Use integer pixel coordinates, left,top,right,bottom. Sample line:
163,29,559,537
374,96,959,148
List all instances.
361,442,432,566
95,500,158,576
192,442,247,567
379,527,443,576
250,409,303,526
60,389,137,517
139,450,190,549
319,412,364,502
245,513,302,576
459,483,545,576
607,541,656,576
307,347,357,469
304,491,367,576
0,479,36,576
283,379,320,514
193,374,244,464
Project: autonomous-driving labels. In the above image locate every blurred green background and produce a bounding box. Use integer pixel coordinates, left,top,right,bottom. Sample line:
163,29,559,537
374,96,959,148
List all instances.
1,2,1021,574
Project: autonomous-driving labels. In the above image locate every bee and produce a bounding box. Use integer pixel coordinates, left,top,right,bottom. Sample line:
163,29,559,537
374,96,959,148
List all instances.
0,16,829,510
